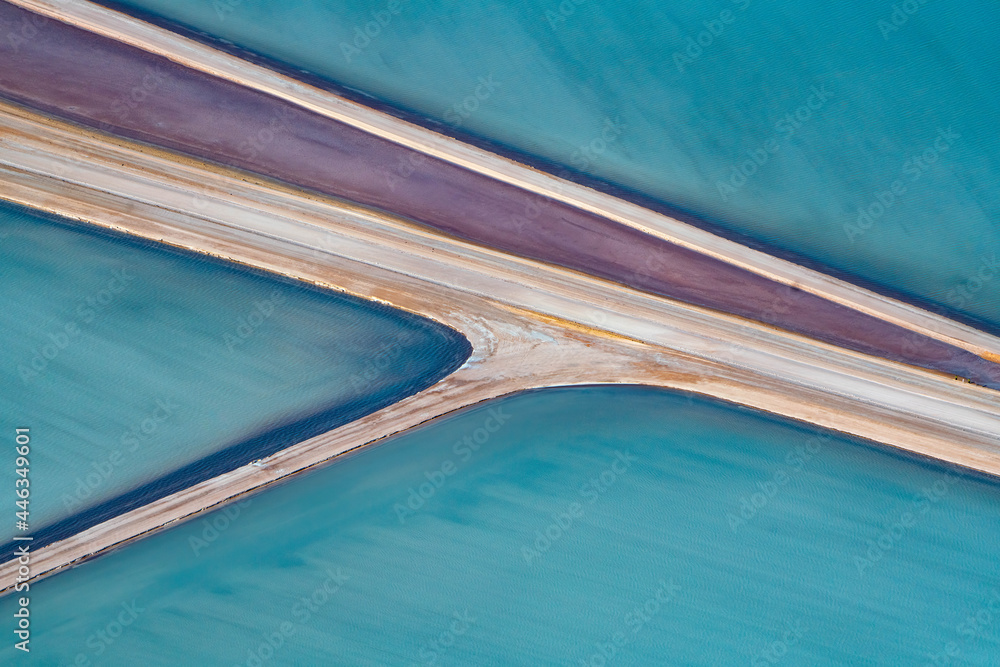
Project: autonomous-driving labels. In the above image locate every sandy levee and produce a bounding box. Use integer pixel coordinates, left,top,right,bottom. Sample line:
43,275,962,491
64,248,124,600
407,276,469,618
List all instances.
1,101,999,592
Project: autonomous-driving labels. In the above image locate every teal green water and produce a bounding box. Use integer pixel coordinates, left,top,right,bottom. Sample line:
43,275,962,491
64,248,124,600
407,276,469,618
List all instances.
5,386,998,664
0,201,468,533
103,0,1000,332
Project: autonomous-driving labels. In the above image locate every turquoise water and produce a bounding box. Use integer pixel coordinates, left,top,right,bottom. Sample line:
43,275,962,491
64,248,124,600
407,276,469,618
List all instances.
102,0,1000,332
5,385,998,665
0,201,469,534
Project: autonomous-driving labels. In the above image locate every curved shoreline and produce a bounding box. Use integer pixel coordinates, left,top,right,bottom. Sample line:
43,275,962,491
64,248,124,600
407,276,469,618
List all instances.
1,101,999,592
0,206,472,559
2,1,999,388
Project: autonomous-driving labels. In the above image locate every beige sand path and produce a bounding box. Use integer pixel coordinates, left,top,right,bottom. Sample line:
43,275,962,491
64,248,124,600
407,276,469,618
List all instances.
1,102,999,592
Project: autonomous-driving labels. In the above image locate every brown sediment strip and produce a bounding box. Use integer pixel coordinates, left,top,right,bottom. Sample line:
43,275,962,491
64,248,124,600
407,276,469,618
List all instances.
0,2,998,388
